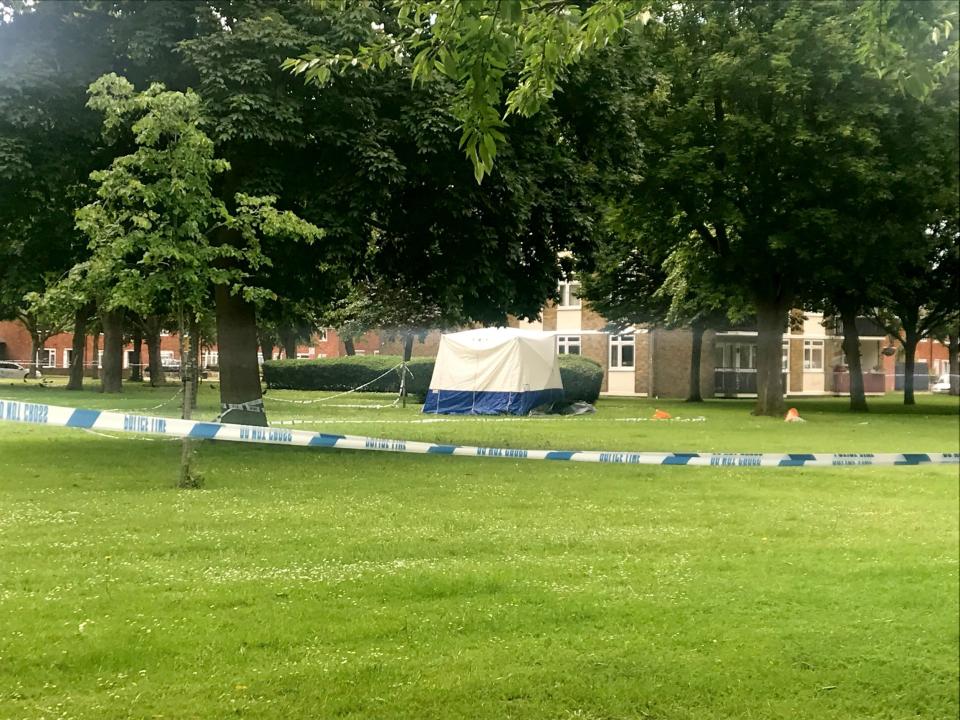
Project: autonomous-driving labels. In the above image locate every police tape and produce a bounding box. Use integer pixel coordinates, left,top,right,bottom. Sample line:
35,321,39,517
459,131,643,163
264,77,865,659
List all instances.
1,398,957,468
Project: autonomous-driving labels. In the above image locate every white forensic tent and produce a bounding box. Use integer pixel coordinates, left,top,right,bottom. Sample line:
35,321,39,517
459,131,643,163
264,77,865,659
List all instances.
422,328,564,415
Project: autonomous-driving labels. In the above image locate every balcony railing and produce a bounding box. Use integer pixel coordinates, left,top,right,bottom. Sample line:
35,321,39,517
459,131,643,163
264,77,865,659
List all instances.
714,369,789,397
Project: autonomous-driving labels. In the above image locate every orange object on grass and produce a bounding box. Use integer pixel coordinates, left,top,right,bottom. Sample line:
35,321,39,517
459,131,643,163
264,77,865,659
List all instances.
653,409,672,420
784,407,801,422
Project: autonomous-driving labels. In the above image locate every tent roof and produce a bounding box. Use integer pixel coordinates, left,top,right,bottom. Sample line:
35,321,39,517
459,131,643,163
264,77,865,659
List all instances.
442,328,557,350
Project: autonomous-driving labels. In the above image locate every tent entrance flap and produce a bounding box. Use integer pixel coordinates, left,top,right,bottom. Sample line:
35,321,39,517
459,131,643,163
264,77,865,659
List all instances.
423,329,564,415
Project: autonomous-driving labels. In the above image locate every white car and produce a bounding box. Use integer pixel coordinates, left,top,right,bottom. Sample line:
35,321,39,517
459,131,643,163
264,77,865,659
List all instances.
931,372,953,394
0,361,29,381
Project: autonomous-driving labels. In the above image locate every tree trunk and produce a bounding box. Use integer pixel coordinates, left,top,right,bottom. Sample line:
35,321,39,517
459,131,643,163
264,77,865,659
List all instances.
280,328,298,360
27,331,41,379
343,337,356,356
902,328,919,406
100,310,124,393
178,315,202,488
144,316,165,387
402,334,414,362
839,305,868,412
90,330,100,380
947,332,959,396
129,325,143,382
66,305,92,391
215,285,267,425
686,322,705,402
191,327,200,409
753,300,787,416
260,339,274,362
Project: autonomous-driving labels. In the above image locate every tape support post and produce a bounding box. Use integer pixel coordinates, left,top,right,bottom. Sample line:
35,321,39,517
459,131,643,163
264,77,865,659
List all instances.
0,399,957,468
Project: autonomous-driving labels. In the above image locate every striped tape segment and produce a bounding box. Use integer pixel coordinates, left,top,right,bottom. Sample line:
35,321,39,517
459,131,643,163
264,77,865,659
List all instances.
0,399,957,468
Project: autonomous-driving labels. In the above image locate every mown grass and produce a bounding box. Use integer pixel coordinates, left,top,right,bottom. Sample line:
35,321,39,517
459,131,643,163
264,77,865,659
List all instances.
0,380,957,719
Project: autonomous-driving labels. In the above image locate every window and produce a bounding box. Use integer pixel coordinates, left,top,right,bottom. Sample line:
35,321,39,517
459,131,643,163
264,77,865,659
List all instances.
557,280,581,308
715,342,757,369
803,340,824,370
203,351,218,367
63,348,73,369
43,348,56,368
782,341,789,372
610,334,635,369
316,330,328,341
296,353,311,360
557,335,581,355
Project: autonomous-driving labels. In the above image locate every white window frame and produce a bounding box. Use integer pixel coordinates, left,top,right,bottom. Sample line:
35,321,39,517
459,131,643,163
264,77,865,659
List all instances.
557,335,581,355
803,340,824,370
609,334,635,370
715,342,758,370
63,348,73,369
296,352,311,360
782,341,789,372
43,348,56,368
203,351,219,367
557,280,581,309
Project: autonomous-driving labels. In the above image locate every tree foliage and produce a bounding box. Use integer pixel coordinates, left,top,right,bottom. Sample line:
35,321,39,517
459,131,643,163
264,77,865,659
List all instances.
285,0,651,182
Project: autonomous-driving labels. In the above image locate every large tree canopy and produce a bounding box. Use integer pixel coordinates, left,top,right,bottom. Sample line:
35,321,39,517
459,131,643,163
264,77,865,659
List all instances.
582,0,954,415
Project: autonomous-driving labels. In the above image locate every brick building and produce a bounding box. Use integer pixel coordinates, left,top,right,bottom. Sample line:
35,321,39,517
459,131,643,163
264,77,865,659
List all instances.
0,320,379,376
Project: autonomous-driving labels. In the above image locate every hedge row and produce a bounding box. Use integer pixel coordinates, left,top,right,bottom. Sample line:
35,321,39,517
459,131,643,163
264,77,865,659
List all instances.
262,356,435,397
262,353,604,405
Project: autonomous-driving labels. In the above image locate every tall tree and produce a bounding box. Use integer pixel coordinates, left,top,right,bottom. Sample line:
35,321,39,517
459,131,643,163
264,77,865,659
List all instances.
585,1,943,415
72,74,320,478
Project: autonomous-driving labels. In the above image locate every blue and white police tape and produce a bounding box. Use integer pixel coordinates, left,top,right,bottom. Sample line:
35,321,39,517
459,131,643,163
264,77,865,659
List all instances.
1,398,957,468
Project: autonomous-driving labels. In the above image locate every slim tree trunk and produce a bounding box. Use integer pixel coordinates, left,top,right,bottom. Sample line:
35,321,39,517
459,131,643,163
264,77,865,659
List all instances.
948,332,959,396
178,315,202,488
215,285,267,425
90,330,100,380
343,337,356,356
686,322,705,403
100,310,124,393
190,329,200,409
753,300,787,416
902,329,919,406
66,304,92,390
129,326,143,382
839,305,868,412
143,316,165,387
402,333,414,362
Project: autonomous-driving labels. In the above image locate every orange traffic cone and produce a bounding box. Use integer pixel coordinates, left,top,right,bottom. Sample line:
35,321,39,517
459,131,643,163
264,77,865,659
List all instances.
784,407,804,423
653,409,672,420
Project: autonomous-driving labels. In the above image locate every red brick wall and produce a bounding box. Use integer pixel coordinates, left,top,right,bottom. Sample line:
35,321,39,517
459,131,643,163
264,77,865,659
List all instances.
0,321,32,363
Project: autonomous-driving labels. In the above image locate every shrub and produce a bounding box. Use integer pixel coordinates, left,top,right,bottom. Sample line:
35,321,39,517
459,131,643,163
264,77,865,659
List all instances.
262,355,435,398
263,353,604,405
558,354,604,404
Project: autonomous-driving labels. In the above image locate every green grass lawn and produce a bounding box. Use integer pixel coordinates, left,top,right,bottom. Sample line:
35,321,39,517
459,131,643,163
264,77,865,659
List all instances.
1,381,957,719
